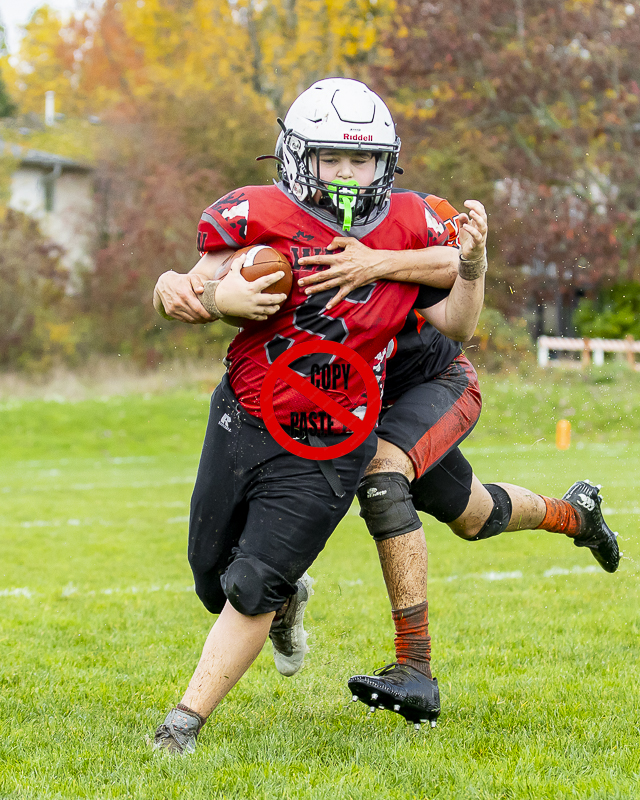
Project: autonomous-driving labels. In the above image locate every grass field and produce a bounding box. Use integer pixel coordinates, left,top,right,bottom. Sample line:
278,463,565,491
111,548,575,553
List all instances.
1,368,639,799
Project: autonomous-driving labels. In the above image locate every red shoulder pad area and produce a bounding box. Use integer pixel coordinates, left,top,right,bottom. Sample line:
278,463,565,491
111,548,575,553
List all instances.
197,186,291,254
391,192,450,248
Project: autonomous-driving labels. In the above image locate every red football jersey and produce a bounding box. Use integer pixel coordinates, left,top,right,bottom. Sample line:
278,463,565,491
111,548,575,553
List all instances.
197,185,449,425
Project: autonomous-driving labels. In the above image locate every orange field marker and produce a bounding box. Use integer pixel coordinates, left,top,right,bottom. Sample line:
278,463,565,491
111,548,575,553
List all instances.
556,419,571,450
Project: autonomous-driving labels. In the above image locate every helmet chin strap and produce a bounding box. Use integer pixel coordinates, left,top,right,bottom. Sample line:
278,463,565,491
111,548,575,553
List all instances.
326,179,359,231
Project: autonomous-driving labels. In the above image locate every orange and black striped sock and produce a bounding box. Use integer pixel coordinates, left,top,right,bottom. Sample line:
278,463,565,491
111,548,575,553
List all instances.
536,496,582,538
392,600,431,678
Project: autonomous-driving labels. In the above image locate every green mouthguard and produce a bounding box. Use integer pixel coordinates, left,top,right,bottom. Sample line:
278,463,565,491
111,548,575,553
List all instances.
327,179,359,231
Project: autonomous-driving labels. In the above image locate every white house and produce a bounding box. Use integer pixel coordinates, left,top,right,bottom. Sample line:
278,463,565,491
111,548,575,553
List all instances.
3,141,95,273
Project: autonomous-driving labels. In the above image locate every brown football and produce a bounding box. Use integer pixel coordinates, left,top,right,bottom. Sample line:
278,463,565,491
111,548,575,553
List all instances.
215,245,293,296
205,245,293,326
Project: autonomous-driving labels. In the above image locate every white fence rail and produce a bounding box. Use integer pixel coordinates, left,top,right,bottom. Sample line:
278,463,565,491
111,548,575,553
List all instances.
537,335,640,368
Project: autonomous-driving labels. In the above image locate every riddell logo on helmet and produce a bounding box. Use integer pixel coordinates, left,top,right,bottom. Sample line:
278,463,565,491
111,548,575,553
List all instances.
343,133,374,141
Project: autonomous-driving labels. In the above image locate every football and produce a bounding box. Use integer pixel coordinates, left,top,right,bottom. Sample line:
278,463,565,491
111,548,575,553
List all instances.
215,245,293,296
202,245,293,325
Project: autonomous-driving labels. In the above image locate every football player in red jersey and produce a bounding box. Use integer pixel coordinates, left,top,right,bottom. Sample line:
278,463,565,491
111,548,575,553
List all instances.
151,78,488,753
297,192,620,729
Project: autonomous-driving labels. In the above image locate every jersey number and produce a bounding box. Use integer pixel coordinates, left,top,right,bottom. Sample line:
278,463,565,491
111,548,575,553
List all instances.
264,284,376,375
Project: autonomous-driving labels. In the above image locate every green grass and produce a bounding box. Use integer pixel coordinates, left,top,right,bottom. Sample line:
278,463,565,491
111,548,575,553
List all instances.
1,370,639,799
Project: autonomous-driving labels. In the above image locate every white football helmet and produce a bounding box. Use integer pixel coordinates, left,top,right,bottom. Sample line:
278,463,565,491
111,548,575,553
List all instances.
278,78,401,228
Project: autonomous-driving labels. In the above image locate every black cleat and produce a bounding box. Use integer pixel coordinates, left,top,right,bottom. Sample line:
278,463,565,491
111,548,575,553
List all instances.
563,480,620,573
348,662,440,728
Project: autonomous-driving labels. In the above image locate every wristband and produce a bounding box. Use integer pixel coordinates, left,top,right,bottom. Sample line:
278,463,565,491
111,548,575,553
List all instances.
200,280,224,320
458,249,487,281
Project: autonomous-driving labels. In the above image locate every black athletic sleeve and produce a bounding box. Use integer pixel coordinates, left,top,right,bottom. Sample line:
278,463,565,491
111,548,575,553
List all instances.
414,285,450,309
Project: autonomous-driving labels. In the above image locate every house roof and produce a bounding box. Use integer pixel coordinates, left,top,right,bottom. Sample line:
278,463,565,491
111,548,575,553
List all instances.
0,140,93,172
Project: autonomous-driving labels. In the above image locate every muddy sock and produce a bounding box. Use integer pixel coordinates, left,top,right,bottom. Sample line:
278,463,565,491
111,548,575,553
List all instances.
536,496,582,538
392,600,431,678
176,703,206,728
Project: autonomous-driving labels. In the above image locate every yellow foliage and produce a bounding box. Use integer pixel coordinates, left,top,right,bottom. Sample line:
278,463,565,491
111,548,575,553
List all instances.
0,152,19,208
431,82,456,103
4,6,78,116
576,98,598,129
46,322,76,355
7,0,395,122
563,0,595,10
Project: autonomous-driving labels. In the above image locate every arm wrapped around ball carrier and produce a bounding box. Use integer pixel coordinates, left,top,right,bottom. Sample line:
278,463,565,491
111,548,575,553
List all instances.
199,280,224,320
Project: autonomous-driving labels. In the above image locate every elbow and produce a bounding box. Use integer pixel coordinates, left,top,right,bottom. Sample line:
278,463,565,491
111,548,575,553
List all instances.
449,310,481,342
447,322,478,343
449,332,472,343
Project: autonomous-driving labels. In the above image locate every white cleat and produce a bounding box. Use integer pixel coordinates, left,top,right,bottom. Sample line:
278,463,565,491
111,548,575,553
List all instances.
413,723,421,731
370,693,378,701
352,695,359,702
269,573,314,677
393,704,401,712
430,720,437,728
368,706,376,713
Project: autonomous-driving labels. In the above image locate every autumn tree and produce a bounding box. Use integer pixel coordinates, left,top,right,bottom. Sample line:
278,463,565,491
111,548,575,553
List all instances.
0,13,16,117
0,0,400,364
378,0,640,333
6,0,392,120
0,72,16,118
0,210,68,369
78,119,227,362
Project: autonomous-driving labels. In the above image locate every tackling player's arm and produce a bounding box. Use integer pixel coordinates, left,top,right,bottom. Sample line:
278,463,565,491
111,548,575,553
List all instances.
153,250,287,324
297,194,464,310
416,200,487,342
153,251,229,324
298,242,458,310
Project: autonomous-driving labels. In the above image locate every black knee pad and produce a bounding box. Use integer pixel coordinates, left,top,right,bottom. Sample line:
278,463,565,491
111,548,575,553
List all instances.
220,554,295,616
468,484,512,541
357,472,421,541
192,573,227,615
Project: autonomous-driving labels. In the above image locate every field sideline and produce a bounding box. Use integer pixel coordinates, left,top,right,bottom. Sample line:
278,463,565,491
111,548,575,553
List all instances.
1,370,639,799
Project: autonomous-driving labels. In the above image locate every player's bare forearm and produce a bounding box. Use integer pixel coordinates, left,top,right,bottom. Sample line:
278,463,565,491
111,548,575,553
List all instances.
448,274,485,340
153,270,213,324
189,251,233,281
298,238,457,310
392,246,458,287
153,251,234,324
155,248,288,324
418,200,488,341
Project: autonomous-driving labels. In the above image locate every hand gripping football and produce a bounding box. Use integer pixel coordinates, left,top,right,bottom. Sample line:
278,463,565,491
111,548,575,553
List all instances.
201,245,293,325
217,245,292,292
